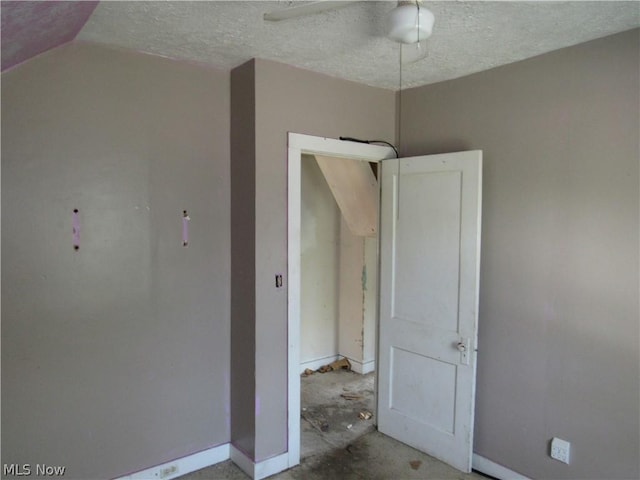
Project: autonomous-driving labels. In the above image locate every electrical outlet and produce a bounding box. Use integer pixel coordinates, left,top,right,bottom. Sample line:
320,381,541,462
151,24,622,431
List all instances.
550,437,570,464
158,464,179,479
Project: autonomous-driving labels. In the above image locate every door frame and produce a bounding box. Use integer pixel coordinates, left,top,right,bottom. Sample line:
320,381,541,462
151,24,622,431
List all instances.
286,133,396,468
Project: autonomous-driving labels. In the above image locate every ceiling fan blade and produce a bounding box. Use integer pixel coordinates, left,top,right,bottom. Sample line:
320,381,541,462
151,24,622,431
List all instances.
264,1,359,22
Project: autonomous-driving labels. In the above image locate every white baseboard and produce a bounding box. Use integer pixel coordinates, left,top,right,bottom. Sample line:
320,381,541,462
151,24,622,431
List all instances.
301,355,375,375
472,454,531,480
349,358,375,374
115,443,230,480
230,445,289,480
230,445,254,478
300,354,339,373
255,452,289,479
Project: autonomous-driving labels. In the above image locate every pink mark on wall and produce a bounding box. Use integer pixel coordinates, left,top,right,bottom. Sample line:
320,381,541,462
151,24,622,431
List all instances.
182,210,190,247
72,209,80,250
1,1,99,71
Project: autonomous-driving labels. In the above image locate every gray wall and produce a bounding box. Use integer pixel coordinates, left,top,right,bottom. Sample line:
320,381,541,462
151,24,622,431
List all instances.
5,27,635,480
230,60,256,458
400,29,639,479
1,42,231,479
250,59,396,461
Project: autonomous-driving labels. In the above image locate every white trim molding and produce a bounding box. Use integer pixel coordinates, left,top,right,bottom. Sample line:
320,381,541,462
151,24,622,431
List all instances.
473,454,532,480
115,443,230,480
287,132,395,471
288,133,396,161
230,446,289,480
300,354,340,373
347,357,375,375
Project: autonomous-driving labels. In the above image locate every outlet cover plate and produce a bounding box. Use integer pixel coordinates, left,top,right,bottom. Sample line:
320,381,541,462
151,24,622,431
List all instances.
550,437,570,464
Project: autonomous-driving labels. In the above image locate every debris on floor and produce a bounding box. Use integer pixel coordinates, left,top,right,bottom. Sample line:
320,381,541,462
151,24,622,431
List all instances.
340,393,363,401
317,357,351,373
178,430,487,480
358,411,373,420
302,368,315,377
300,369,377,460
302,410,329,432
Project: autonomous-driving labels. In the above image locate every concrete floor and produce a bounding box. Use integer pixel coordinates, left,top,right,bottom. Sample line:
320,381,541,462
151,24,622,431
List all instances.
180,369,486,480
300,369,376,458
183,431,486,480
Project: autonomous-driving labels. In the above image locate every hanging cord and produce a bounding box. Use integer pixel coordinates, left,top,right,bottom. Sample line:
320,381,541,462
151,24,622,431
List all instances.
339,137,399,158
393,0,422,219
397,32,403,219
395,1,417,220
398,35,403,156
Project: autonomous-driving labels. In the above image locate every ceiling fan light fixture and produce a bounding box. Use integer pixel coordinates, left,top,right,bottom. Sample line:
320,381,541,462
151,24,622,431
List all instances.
387,1,434,44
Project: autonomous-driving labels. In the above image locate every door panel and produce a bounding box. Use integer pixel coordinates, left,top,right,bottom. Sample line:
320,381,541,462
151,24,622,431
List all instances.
392,170,462,330
378,151,482,473
390,346,456,432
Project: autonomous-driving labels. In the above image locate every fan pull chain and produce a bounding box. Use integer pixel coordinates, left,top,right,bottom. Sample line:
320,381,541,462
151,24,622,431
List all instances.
397,40,402,221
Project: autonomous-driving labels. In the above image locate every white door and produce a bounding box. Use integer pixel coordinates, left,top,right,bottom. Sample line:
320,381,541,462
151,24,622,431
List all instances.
377,151,482,472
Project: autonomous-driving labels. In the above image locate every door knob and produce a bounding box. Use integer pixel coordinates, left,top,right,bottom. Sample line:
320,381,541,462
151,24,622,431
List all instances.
457,338,471,365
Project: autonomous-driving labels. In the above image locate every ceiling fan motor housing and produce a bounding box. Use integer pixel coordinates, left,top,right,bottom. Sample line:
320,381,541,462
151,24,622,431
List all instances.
388,0,435,44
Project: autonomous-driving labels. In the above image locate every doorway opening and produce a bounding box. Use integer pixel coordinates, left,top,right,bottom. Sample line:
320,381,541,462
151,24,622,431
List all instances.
288,133,483,475
287,133,395,468
299,153,378,458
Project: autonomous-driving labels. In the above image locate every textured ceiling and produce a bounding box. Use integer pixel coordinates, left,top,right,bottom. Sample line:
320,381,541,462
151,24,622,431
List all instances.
76,1,640,89
1,1,98,71
3,2,638,89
